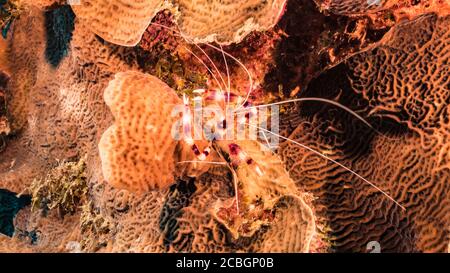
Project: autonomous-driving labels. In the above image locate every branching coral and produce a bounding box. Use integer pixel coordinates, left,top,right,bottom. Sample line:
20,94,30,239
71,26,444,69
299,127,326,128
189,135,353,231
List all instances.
70,0,287,46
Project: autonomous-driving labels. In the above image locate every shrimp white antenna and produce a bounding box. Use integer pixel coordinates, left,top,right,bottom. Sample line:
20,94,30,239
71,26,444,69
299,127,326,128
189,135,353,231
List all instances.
247,123,406,211
149,22,254,110
237,97,371,127
181,45,224,92
238,97,397,139
220,44,231,102
203,43,254,111
177,161,227,165
191,43,228,96
150,22,226,92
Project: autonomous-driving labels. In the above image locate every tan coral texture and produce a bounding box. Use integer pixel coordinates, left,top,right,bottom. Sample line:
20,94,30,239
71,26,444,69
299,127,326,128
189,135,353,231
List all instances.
99,71,182,192
71,0,286,46
71,0,165,46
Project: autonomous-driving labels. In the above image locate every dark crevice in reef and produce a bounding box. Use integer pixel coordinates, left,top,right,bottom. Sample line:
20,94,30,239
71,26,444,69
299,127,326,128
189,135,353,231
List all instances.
299,63,411,142
159,178,197,250
264,0,390,96
0,189,31,237
284,62,411,162
44,5,75,68
264,0,330,95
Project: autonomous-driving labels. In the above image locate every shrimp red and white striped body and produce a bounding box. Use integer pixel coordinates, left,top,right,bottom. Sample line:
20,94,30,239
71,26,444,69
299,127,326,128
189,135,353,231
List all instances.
179,88,264,180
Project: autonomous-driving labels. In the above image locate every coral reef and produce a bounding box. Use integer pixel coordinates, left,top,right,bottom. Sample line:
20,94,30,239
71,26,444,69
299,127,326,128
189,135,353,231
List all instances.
0,0,449,254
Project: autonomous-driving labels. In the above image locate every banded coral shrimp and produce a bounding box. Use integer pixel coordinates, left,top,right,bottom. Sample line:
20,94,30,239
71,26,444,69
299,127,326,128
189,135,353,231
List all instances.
100,20,406,238
150,21,404,199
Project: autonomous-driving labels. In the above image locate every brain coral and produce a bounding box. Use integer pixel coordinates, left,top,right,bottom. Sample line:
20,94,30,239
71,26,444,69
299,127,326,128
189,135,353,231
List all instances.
315,0,387,15
99,71,182,192
103,171,317,253
345,14,450,251
348,13,450,134
70,0,286,46
1,4,138,251
280,12,450,252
